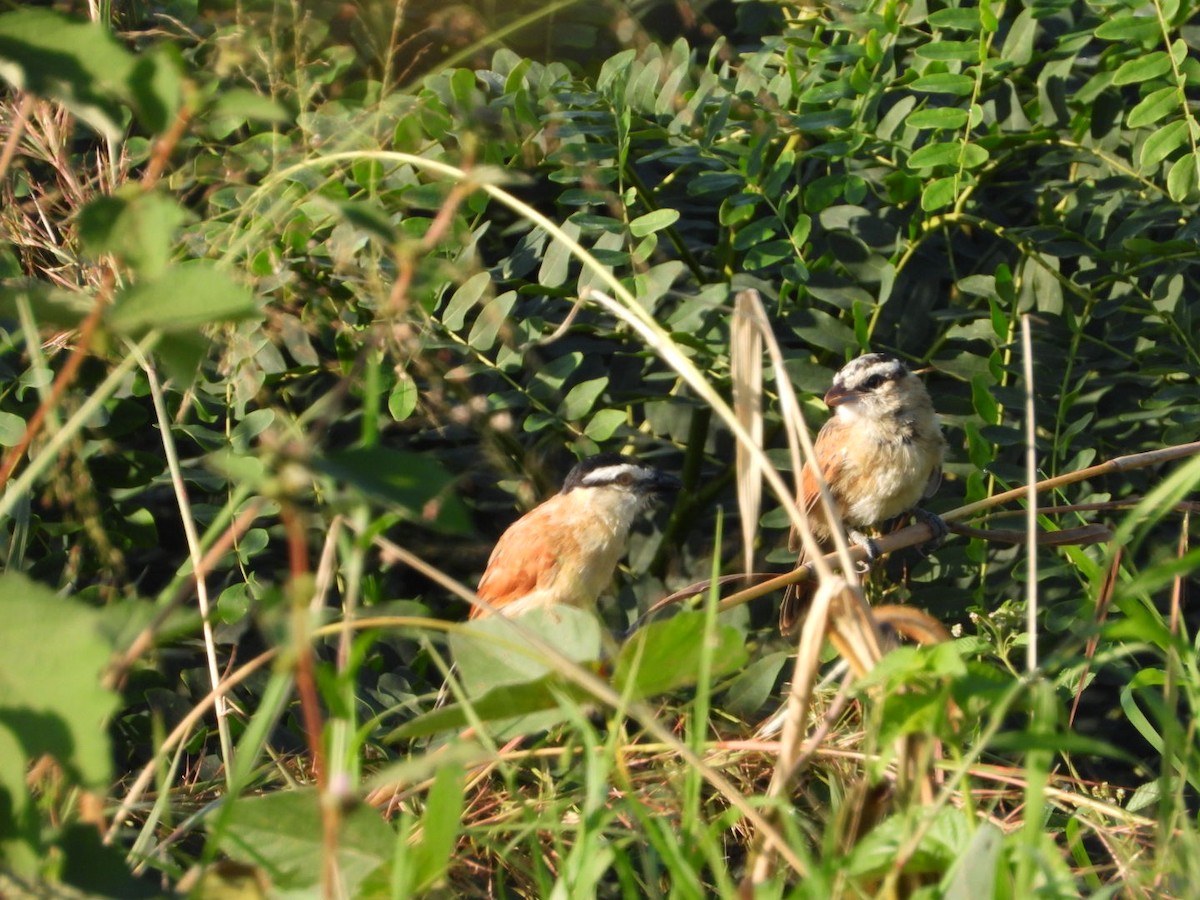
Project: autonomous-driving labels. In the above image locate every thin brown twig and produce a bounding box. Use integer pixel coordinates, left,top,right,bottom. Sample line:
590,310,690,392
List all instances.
1068,549,1122,729
139,102,193,189
0,268,115,494
0,94,34,182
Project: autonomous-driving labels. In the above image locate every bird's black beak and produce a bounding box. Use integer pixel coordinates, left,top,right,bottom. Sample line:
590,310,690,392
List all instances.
652,471,683,494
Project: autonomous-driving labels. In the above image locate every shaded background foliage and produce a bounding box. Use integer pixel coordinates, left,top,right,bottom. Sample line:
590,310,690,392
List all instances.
1,0,1199,894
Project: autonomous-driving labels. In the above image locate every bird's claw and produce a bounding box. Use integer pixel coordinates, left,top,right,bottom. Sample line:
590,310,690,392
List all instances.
848,529,881,564
912,508,947,554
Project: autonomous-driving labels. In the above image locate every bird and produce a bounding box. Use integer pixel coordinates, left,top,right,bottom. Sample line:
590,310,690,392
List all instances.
471,452,681,619
779,352,946,635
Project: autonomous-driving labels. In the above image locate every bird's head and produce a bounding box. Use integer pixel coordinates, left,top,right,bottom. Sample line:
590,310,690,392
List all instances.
562,452,681,513
824,352,932,421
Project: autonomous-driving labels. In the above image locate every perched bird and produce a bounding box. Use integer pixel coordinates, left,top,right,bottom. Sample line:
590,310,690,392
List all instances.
471,453,680,619
779,352,946,635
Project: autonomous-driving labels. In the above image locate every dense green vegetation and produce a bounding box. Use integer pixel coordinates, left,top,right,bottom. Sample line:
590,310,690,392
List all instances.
1,0,1198,895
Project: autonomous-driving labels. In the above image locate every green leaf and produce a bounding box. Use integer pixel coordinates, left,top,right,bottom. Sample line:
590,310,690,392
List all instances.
909,73,975,96
614,611,747,698
920,176,958,210
925,8,982,30
334,200,396,242
209,87,291,131
1126,86,1180,129
907,107,970,130
78,188,186,279
0,573,118,786
441,271,492,331
1139,119,1188,171
394,673,585,739
0,410,23,446
314,447,470,533
0,9,135,139
629,208,680,237
217,790,391,893
914,41,979,62
1167,153,1199,201
388,372,418,422
396,607,606,739
452,606,602,696
1000,8,1036,65
538,221,580,288
128,44,183,135
744,240,794,270
106,262,258,335
561,376,608,420
723,651,789,718
908,142,961,169
585,408,627,441
1095,16,1162,43
408,763,467,893
467,291,517,351
1112,52,1171,86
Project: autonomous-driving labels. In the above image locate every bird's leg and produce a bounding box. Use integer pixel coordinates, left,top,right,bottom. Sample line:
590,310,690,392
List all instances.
847,529,881,572
911,508,947,554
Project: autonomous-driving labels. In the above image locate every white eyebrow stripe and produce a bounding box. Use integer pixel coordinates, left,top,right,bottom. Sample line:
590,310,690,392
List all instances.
580,464,647,486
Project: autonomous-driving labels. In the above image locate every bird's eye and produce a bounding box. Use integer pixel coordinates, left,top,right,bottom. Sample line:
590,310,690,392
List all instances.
864,374,886,390
616,472,635,487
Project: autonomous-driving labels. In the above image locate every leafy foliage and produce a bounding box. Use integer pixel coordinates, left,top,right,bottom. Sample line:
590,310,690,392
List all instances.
0,0,1198,896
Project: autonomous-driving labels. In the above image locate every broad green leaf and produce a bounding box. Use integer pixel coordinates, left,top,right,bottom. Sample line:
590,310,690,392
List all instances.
217,790,391,894
925,9,981,31
538,221,580,287
467,291,517,351
0,279,93,329
0,573,118,786
915,41,979,62
908,142,961,169
400,607,605,738
629,208,680,237
210,87,291,125
921,176,958,210
907,107,970,130
441,271,492,331
1139,119,1188,170
585,408,627,441
106,262,258,335
0,9,135,139
128,43,183,135
719,192,759,226
0,410,23,446
744,239,794,270
723,650,790,718
960,142,989,168
1167,153,1199,201
561,376,608,420
1095,16,1162,43
78,188,186,279
1000,8,1035,65
452,606,602,696
909,73,976,96
335,200,395,242
614,611,747,698
1127,86,1179,129
1112,52,1171,86
392,673,586,739
388,372,418,421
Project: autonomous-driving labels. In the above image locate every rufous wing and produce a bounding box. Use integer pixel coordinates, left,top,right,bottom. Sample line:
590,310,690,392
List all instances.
471,504,562,618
